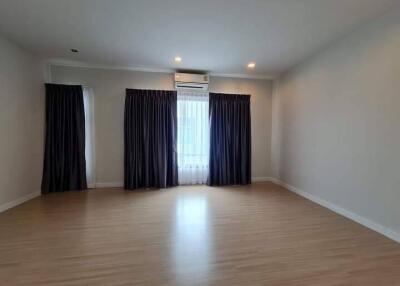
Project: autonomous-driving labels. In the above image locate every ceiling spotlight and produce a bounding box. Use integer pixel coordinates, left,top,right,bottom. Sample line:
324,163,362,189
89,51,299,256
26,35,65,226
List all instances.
70,49,79,53
247,62,256,69
174,56,182,63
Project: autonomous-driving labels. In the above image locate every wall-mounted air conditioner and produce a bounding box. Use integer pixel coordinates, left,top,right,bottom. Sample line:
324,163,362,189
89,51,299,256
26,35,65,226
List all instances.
175,73,209,90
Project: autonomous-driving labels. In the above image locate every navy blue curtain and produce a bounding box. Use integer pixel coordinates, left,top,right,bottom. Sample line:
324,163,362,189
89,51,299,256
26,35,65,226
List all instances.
124,89,178,189
41,84,87,193
207,93,251,186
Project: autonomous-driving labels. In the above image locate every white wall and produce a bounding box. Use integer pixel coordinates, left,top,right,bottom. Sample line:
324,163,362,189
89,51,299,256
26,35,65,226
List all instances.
273,9,400,239
50,66,273,185
0,35,44,210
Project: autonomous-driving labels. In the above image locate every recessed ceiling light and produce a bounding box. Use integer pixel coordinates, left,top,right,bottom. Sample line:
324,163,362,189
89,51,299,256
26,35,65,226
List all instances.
247,62,256,69
174,56,182,63
70,49,79,53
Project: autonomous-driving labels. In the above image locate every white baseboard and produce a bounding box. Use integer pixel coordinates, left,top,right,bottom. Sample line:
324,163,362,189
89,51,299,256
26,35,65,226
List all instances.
252,177,278,183
272,179,400,243
95,178,277,187
0,191,41,213
97,178,275,187
95,182,124,188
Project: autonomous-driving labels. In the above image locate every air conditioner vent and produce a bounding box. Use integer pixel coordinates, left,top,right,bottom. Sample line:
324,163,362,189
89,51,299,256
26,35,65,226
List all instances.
175,73,209,91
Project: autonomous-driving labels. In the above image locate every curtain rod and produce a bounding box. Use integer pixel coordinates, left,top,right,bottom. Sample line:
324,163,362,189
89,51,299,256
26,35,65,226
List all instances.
46,82,90,89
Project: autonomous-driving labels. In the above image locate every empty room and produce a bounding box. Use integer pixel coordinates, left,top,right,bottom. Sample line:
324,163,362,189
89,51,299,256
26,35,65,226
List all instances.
1,0,400,285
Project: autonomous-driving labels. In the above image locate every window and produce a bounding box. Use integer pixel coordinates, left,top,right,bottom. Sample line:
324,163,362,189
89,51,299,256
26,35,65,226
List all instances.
83,87,95,188
177,90,209,185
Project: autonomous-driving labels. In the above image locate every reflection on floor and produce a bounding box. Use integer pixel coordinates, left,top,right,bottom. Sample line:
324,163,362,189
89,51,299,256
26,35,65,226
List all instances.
0,182,400,285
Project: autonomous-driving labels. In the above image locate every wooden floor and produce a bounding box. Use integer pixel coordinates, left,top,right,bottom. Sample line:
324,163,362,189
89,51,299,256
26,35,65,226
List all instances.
0,183,400,286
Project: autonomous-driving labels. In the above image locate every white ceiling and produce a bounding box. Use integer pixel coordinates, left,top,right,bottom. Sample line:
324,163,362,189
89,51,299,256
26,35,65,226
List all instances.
0,0,398,78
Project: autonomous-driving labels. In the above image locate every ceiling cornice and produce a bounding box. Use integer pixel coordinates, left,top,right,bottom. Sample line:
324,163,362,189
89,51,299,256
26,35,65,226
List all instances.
47,59,276,80
209,72,276,80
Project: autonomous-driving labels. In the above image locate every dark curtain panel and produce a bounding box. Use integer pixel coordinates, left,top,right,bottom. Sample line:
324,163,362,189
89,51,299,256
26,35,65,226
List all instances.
207,93,251,186
41,84,87,193
124,89,178,189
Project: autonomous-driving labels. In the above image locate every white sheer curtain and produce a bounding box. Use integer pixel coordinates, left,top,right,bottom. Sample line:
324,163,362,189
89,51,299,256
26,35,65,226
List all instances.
177,90,209,185
83,87,95,188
